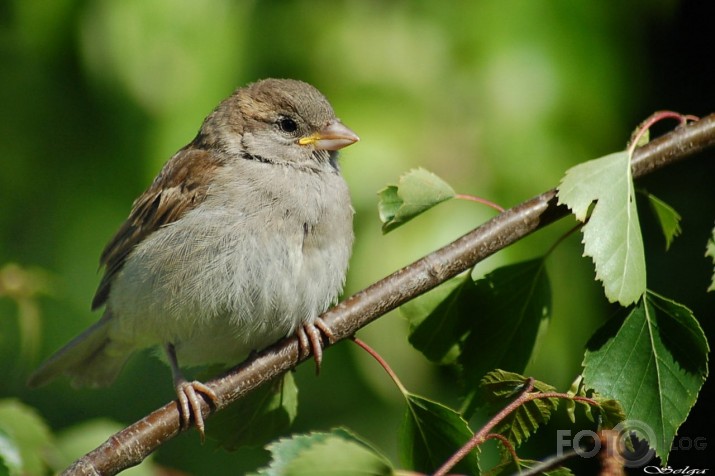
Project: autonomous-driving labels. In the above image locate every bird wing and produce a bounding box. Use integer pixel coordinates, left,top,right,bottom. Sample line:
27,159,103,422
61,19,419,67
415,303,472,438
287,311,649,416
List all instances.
92,147,225,309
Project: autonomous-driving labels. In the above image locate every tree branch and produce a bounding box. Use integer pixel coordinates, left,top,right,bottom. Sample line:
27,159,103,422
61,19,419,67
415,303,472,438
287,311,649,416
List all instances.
63,114,715,475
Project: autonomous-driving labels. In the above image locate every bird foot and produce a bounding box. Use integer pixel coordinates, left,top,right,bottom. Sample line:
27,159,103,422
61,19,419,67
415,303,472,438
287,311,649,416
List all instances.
175,379,218,441
295,317,335,374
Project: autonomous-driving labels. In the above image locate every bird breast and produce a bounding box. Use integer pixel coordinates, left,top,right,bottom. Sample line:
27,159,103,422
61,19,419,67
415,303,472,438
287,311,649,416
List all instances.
106,158,353,366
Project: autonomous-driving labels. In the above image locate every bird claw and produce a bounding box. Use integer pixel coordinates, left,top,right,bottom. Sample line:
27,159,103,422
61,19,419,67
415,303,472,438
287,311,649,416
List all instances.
296,317,335,374
175,379,218,442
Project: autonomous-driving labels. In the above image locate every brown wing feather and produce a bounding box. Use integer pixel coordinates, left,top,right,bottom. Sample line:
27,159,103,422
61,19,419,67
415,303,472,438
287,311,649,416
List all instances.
92,147,226,309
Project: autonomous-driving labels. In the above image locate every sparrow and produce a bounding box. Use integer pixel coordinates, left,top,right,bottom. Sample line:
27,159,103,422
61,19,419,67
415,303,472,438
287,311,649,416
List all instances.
28,78,359,438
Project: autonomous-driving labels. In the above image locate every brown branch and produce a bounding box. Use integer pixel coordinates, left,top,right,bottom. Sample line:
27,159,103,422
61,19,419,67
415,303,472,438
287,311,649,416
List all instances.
62,114,715,475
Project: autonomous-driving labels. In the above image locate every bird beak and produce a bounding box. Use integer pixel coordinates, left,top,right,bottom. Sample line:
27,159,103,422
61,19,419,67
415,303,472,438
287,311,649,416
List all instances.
298,121,360,151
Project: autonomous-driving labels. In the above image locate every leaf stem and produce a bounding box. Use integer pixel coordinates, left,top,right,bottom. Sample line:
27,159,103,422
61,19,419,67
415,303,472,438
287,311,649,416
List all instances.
433,378,535,476
529,392,600,408
484,433,519,463
454,193,505,213
628,111,699,157
544,222,583,258
434,381,602,476
351,337,409,396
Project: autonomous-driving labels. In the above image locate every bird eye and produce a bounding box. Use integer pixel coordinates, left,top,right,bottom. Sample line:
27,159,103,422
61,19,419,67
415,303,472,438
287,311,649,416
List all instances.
277,117,298,133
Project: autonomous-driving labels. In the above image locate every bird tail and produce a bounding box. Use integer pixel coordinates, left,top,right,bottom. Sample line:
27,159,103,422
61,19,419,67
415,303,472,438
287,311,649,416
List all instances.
27,312,131,388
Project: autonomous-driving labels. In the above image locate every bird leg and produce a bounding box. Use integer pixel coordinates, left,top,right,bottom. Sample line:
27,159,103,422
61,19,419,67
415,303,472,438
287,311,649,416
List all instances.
295,317,336,374
165,343,218,441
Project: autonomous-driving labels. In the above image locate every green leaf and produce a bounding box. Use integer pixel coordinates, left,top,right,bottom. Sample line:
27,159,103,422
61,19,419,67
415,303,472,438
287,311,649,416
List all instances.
635,128,651,148
706,226,715,292
563,378,624,428
208,373,298,450
0,429,21,476
478,371,559,448
400,394,478,474
644,192,682,250
557,151,646,306
582,292,709,463
564,375,585,424
592,398,626,430
459,259,551,411
404,260,551,416
519,460,574,476
402,273,471,364
253,428,393,476
479,370,557,401
378,168,455,233
485,457,574,476
0,400,55,476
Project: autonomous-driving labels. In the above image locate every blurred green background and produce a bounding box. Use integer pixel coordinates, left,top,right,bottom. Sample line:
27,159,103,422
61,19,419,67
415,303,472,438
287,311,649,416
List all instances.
1,0,714,474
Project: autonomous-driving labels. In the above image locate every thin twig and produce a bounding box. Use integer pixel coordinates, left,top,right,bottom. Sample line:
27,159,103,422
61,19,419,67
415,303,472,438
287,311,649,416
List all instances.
433,378,536,476
454,193,505,212
62,114,715,475
531,392,600,408
435,387,601,475
544,222,583,258
351,337,409,396
485,433,519,464
627,110,699,157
